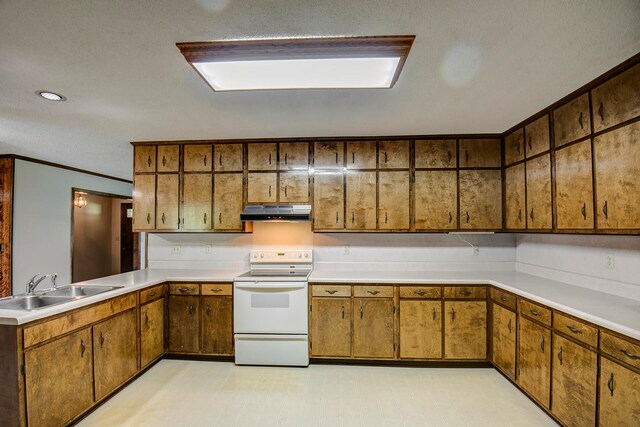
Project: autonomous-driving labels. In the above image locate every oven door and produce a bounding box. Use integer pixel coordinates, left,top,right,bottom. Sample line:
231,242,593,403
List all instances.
233,282,308,334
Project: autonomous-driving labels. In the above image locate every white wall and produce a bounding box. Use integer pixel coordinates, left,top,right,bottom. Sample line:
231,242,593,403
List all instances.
12,160,131,294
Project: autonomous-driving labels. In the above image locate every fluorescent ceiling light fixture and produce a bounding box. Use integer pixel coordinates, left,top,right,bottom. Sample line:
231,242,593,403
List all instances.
177,36,414,92
36,90,66,101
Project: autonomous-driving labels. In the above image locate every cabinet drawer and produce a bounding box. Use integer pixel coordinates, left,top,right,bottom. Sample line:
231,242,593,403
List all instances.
399,286,441,299
140,285,164,304
553,312,598,348
312,285,351,297
444,286,486,299
169,283,200,295
201,284,232,296
353,285,393,298
519,299,551,326
490,288,516,310
601,332,640,370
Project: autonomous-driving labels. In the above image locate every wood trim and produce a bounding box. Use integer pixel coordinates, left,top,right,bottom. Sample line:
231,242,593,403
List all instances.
0,158,14,298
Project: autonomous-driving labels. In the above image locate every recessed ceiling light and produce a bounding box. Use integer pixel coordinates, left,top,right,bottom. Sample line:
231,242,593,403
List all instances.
36,90,66,101
177,36,415,92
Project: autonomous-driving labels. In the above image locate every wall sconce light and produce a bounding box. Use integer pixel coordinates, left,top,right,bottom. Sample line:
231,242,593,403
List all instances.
73,192,87,208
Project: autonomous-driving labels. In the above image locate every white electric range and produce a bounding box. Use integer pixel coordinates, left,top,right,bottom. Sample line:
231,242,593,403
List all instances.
233,250,312,367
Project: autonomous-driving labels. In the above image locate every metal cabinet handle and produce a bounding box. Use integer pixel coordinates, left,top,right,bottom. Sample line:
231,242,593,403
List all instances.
147,156,152,167
219,212,222,224
620,349,640,360
268,185,272,197
341,305,345,319
530,208,534,222
351,212,355,224
448,212,453,224
146,213,151,224
360,306,363,319
508,319,512,334
566,325,583,334
450,307,455,321
558,345,563,365
188,304,194,315
178,287,191,293
206,305,211,316
384,152,388,163
530,309,541,316
203,213,207,224
352,152,355,164
578,112,584,129
284,153,288,165
161,213,166,224
99,332,105,348
145,312,149,325
516,142,521,155
432,307,436,320
149,291,156,297
219,153,224,167
603,201,608,219
466,211,470,224
325,289,338,295
518,209,522,223
540,336,545,353
385,212,388,224
581,203,586,220
336,211,339,223
284,185,288,197
204,154,207,166
447,150,452,164
268,153,272,165
80,339,86,357
162,155,167,167
367,290,380,295
459,290,472,296
598,102,605,121
528,136,532,151
211,288,222,293
335,152,339,164
414,290,426,296
465,150,469,163
500,296,508,302
608,373,614,396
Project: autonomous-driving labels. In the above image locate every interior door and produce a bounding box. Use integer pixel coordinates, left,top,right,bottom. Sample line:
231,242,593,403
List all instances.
120,203,134,273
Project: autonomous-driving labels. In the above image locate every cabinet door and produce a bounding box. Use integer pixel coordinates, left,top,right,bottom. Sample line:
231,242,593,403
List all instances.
25,328,93,427
133,174,156,230
213,173,243,230
93,310,138,401
399,300,442,359
378,140,409,169
313,172,344,230
310,298,352,357
202,296,233,355
459,170,502,229
156,174,180,230
183,174,212,230
518,317,551,409
248,143,277,171
346,141,377,169
553,93,591,148
314,141,343,169
134,145,156,173
591,63,640,132
353,298,394,358
492,304,516,379
414,170,457,230
555,140,594,229
184,144,212,172
346,171,376,230
524,116,550,157
378,171,410,230
599,357,640,427
505,129,524,165
526,154,552,229
141,298,165,368
415,139,456,169
459,139,501,168
505,164,526,229
169,296,200,353
247,173,277,203
280,171,309,203
157,145,179,172
279,142,309,170
214,143,243,172
594,121,640,229
444,301,486,359
552,334,597,427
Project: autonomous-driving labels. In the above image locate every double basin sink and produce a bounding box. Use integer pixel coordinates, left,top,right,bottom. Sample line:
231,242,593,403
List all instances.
0,285,123,311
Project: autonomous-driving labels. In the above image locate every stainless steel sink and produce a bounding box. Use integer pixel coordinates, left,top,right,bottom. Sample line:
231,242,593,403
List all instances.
43,285,123,298
0,285,124,311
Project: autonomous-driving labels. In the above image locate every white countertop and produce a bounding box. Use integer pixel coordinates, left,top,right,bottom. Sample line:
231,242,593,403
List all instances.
1,268,638,341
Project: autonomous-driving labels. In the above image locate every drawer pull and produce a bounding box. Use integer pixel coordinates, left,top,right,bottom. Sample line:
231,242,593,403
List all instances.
99,332,105,348
341,305,345,319
558,345,563,365
578,112,584,130
284,185,288,197
145,312,149,325
211,288,222,293
360,306,363,319
566,325,583,334
284,153,288,164
508,319,512,334
581,203,586,220
149,291,156,297
352,152,355,164
383,151,388,163
465,150,469,163
268,153,272,165
206,305,211,316
367,290,381,295
203,212,207,224
336,211,339,223
608,373,614,396
147,156,152,167
527,136,532,151
432,307,436,320
530,309,541,316
598,102,604,122
518,209,522,223
219,212,222,224
80,339,86,357
516,142,521,155
448,212,453,224
162,155,167,167
161,213,166,224
268,185,272,197
459,290,472,296
450,307,455,321
204,154,207,166
447,150,452,164
351,212,355,224
620,349,640,360
325,289,338,295
385,212,388,224
188,304,194,315
414,290,426,296
178,287,191,293
540,336,545,353
146,213,151,224
530,208,534,222
500,296,508,302
466,211,470,224
603,200,608,219
335,152,339,164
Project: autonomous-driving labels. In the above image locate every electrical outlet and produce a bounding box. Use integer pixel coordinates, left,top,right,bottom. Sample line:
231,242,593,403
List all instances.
172,245,181,255
472,247,480,256
343,245,350,255
206,244,213,254
606,254,615,269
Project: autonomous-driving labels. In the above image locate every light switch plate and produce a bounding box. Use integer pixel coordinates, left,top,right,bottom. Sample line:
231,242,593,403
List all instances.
172,245,181,255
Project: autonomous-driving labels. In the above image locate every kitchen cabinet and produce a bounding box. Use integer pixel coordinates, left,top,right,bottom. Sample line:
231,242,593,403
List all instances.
518,316,551,409
378,171,410,230
345,171,376,230
491,303,516,379
25,327,94,427
133,174,156,230
551,334,597,427
414,139,456,169
157,145,179,172
598,357,640,426
505,128,524,165
310,297,352,357
505,164,526,229
141,298,165,368
313,172,344,230
524,116,550,157
591,63,640,132
378,140,409,169
526,154,552,230
553,93,591,147
214,143,243,172
184,144,212,172
414,170,457,230
594,121,640,229
156,174,180,230
247,173,277,203
182,173,212,230
202,295,233,355
346,141,377,169
279,142,309,170
279,171,309,203
169,295,200,353
555,140,594,229
248,143,277,171
459,139,501,168
459,170,502,229
213,173,243,230
134,145,156,173
399,300,442,359
444,301,486,359
353,298,395,358
314,141,344,169
93,309,138,401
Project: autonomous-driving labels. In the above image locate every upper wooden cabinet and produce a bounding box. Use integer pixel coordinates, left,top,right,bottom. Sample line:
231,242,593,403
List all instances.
526,154,552,230
415,139,456,169
156,174,180,230
214,143,243,172
459,139,501,168
414,170,457,230
553,93,591,148
378,171,410,230
184,144,212,172
346,171,376,230
314,141,343,169
459,170,502,229
248,143,277,171
313,172,344,230
279,171,309,203
279,142,309,170
594,121,640,230
346,141,377,169
133,174,156,230
504,128,524,165
157,145,179,172
555,141,594,229
525,116,550,158
378,140,409,169
247,173,277,203
505,164,526,230
213,173,243,230
591,63,640,132
134,145,156,173
182,174,212,230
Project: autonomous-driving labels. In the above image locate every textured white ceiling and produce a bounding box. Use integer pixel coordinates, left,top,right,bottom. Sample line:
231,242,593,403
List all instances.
1,0,639,180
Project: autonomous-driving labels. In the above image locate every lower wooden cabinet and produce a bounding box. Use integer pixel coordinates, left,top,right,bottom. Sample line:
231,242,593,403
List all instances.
517,316,551,409
202,295,233,355
399,300,442,359
444,301,486,359
599,357,640,426
310,297,352,357
353,298,395,358
24,327,94,427
492,303,516,378
169,295,201,353
141,298,165,367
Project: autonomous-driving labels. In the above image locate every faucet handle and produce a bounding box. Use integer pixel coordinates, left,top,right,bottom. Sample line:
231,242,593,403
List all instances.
51,274,58,288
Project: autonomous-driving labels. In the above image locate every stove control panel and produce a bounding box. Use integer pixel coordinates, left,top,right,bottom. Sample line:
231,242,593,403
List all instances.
249,250,313,264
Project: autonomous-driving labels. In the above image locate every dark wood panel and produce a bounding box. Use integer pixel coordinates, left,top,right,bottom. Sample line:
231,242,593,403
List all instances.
169,296,200,353
0,158,13,298
202,296,233,355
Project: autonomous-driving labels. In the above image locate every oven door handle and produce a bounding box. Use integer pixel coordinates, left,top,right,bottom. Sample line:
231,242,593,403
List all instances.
234,283,306,290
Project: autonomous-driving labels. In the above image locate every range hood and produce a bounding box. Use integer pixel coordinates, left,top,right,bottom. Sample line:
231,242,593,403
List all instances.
240,205,311,222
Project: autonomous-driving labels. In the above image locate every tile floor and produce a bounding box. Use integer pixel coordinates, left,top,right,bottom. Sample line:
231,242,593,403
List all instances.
77,360,557,426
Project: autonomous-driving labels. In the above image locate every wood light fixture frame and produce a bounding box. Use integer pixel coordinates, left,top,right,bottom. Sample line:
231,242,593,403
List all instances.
176,35,416,91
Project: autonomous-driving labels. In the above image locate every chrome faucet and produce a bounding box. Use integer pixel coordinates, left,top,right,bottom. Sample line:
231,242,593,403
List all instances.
26,274,57,295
